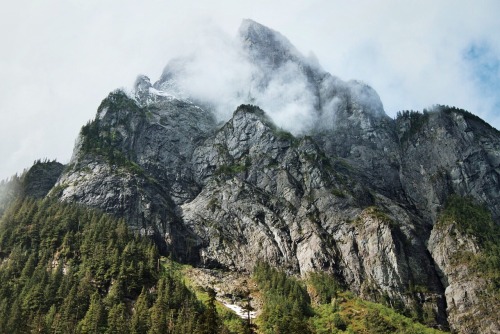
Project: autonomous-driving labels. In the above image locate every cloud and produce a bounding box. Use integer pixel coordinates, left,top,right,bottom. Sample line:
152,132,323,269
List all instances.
250,60,318,134
1,0,500,180
297,0,500,124
152,22,319,134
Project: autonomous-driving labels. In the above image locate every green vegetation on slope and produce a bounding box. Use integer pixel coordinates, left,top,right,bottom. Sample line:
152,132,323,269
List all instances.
254,262,313,333
79,91,144,174
437,195,500,295
0,199,231,334
0,196,452,334
0,159,63,216
80,118,143,174
253,263,447,334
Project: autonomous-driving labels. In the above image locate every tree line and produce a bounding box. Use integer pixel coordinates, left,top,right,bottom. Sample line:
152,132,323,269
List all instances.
0,198,232,333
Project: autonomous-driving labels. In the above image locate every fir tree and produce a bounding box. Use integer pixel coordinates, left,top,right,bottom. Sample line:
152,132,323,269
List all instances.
78,292,107,334
106,302,130,334
130,288,150,334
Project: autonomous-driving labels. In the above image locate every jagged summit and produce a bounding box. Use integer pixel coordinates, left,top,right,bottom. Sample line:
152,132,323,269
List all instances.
134,74,152,102
143,20,388,131
238,19,305,68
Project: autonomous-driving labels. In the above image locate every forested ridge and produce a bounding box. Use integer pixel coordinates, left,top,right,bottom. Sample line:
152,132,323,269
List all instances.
0,198,452,333
0,199,232,333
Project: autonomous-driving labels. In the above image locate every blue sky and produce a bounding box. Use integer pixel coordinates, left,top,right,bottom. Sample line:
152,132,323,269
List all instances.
464,42,500,111
1,0,499,180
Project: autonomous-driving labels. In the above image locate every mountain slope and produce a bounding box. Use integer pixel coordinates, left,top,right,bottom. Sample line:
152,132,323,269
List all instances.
12,19,500,333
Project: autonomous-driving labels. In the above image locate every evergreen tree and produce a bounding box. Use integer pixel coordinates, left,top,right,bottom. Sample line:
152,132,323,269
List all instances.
0,199,229,334
78,292,107,334
148,278,167,334
200,287,220,334
106,302,130,334
242,289,257,334
130,288,150,334
6,299,26,334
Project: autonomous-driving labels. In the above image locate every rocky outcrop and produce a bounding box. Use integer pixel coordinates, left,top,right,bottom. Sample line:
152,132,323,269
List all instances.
182,105,448,326
397,108,500,223
51,89,217,261
429,219,500,333
0,160,64,216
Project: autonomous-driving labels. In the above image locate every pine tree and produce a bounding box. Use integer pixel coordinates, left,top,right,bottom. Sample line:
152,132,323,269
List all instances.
106,302,130,334
131,288,150,334
148,278,167,334
6,299,26,334
200,287,220,334
242,291,257,334
78,292,107,334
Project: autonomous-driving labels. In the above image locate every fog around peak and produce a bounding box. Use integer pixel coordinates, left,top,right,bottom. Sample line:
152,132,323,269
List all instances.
151,20,337,134
2,1,499,181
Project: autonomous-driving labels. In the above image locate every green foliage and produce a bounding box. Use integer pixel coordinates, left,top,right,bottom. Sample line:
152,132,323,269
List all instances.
397,104,500,143
397,110,430,142
79,91,146,174
311,305,347,333
364,206,398,228
438,195,494,241
214,157,251,177
311,292,447,334
80,119,143,174
438,195,500,296
438,104,499,133
253,262,313,334
253,263,445,333
274,127,297,144
0,196,454,334
0,159,63,216
0,198,231,334
97,90,141,115
234,104,298,145
330,188,346,198
308,272,341,305
215,163,248,176
234,104,269,120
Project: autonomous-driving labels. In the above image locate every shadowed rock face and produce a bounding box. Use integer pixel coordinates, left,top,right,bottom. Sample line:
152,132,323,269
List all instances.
0,160,64,216
46,20,500,333
429,221,500,334
397,109,500,223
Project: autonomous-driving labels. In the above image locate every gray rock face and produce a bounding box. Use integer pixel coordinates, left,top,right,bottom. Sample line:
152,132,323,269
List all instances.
183,105,447,326
45,20,500,332
314,76,402,200
398,108,500,223
154,18,403,200
52,89,217,260
0,160,64,216
429,221,500,333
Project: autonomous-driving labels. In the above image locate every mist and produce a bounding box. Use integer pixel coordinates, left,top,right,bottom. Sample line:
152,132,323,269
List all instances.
151,23,320,135
2,1,500,181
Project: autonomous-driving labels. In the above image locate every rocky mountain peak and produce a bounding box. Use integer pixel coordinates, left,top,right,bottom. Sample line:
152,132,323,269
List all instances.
231,104,273,126
238,19,304,68
134,74,152,92
133,74,153,105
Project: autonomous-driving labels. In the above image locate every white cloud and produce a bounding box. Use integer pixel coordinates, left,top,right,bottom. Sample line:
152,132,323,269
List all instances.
1,0,499,180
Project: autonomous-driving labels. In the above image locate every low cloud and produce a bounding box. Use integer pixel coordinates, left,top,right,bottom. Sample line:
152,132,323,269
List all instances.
153,24,319,134
1,0,500,180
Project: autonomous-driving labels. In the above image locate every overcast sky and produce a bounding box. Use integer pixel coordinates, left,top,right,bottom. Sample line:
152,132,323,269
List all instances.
1,0,499,180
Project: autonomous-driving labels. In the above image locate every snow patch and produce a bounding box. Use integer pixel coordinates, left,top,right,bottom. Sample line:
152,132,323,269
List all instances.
220,300,256,319
148,87,179,100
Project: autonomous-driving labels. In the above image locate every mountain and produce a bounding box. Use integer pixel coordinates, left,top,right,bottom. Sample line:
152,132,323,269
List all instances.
3,19,500,333
0,159,63,215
